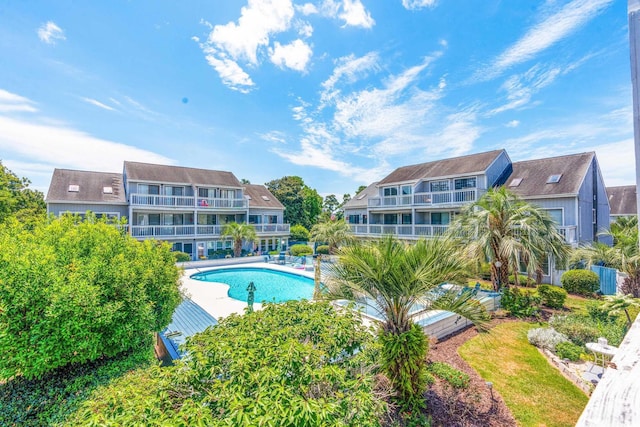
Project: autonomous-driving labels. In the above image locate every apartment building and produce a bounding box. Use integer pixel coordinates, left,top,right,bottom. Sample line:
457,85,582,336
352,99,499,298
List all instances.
46,162,290,260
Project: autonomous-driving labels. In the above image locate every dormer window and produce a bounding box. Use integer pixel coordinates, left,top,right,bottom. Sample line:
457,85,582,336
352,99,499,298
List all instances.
68,184,79,192
547,174,562,184
509,178,522,187
103,186,113,194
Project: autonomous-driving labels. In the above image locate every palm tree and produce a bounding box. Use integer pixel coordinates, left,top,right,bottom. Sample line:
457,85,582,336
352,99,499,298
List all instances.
221,222,257,258
310,218,353,254
324,236,489,411
601,293,640,328
453,187,570,290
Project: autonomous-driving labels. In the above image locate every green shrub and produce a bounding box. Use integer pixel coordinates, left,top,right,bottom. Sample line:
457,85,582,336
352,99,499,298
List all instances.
172,251,192,262
290,243,313,257
561,270,599,296
0,215,181,380
500,287,541,317
427,362,470,389
508,274,535,287
537,284,567,309
527,327,569,351
555,341,583,361
316,245,330,255
549,314,626,347
478,262,492,280
69,301,385,426
289,224,311,241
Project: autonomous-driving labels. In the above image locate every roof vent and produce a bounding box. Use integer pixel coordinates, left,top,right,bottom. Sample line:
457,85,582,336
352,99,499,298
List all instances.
357,193,367,200
261,195,270,201
508,178,522,187
68,184,79,192
547,174,562,184
103,186,113,194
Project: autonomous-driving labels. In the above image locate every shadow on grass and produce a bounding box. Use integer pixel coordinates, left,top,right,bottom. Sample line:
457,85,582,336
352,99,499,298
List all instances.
0,346,156,426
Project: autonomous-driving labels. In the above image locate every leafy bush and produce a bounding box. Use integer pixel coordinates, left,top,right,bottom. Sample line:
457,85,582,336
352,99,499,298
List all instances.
69,301,385,426
555,341,583,361
290,243,313,256
561,270,599,296
0,215,182,380
508,274,535,287
172,251,192,262
500,287,541,317
427,362,470,389
289,224,311,241
549,314,626,347
316,244,330,255
537,284,567,309
527,327,569,351
477,262,492,280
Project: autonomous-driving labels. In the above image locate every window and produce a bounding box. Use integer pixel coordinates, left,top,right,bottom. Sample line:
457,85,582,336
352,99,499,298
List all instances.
547,174,562,184
198,188,209,198
68,184,79,192
401,213,412,224
508,178,522,187
431,212,450,225
455,177,476,190
545,209,563,226
383,214,398,225
363,214,368,224
267,215,278,224
198,214,216,225
103,186,113,194
401,185,412,195
249,215,261,224
148,214,161,225
383,187,398,197
164,186,183,196
430,180,449,192
172,242,183,252
139,184,159,195
348,215,360,224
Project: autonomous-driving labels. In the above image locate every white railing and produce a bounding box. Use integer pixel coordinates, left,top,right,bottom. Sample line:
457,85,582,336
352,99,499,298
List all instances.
414,224,449,237
557,225,578,244
349,224,449,237
196,225,223,236
368,189,483,207
197,198,248,209
251,224,290,233
130,225,195,237
131,193,195,207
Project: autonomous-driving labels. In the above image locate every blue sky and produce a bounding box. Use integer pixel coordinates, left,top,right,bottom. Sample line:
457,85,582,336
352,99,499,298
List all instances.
0,0,634,199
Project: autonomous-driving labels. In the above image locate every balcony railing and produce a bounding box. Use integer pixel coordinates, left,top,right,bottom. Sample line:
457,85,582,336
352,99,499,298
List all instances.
349,224,449,238
251,224,290,234
130,193,248,209
557,225,577,244
368,189,483,208
131,223,290,238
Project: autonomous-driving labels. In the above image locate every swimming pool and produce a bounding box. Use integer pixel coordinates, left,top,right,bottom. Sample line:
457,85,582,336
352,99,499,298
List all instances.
191,268,315,303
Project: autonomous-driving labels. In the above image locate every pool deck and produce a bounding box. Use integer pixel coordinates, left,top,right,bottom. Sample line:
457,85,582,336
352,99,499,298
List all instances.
180,262,315,320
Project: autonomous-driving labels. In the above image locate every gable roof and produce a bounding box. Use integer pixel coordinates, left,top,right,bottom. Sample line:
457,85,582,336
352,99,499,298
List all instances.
242,184,284,209
607,185,637,216
46,169,126,204
343,182,379,209
124,161,241,187
507,152,595,198
378,149,505,185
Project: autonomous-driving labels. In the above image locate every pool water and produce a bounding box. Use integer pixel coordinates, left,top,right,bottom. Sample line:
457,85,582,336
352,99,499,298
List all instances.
192,268,315,303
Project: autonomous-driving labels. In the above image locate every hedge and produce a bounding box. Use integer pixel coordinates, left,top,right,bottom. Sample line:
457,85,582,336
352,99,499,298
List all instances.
537,284,567,309
289,243,313,257
560,270,599,296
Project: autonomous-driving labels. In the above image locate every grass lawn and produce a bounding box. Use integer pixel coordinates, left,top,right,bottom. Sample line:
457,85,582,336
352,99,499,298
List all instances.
458,321,589,427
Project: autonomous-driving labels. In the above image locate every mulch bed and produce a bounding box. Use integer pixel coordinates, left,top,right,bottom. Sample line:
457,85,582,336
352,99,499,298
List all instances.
424,319,518,427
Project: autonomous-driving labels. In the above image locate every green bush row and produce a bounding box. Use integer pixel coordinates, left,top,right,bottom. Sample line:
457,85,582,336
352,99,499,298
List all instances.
501,287,541,318
316,245,330,255
427,361,470,389
537,284,567,309
289,243,313,256
555,341,583,361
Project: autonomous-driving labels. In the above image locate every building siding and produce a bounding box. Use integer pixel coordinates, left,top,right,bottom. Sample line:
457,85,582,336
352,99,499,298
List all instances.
48,203,129,219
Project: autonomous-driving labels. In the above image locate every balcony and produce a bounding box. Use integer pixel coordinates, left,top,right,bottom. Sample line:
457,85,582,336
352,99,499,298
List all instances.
130,223,290,239
251,224,290,234
368,189,484,208
130,193,248,209
557,225,577,244
349,224,449,238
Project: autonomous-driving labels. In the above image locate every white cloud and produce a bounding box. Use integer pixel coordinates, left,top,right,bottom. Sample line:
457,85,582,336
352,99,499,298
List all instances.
270,39,313,71
259,130,287,143
322,52,380,90
296,21,314,38
402,0,437,10
0,89,38,113
297,3,318,15
476,0,612,81
81,97,116,111
37,21,66,44
506,120,520,128
339,0,375,28
204,54,254,92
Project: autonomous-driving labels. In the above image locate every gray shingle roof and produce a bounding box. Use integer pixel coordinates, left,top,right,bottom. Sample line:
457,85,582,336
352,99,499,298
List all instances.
607,185,637,216
378,149,505,185
124,161,241,187
46,169,126,204
343,182,379,209
507,152,594,197
243,184,284,209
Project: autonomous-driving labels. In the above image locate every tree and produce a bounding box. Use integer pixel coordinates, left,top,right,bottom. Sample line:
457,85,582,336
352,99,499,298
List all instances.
322,194,340,218
355,185,367,195
265,176,322,229
221,222,257,257
454,187,569,290
310,218,354,254
0,161,45,225
601,294,640,328
240,178,251,184
289,224,310,241
69,301,385,426
0,214,181,379
324,236,489,412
